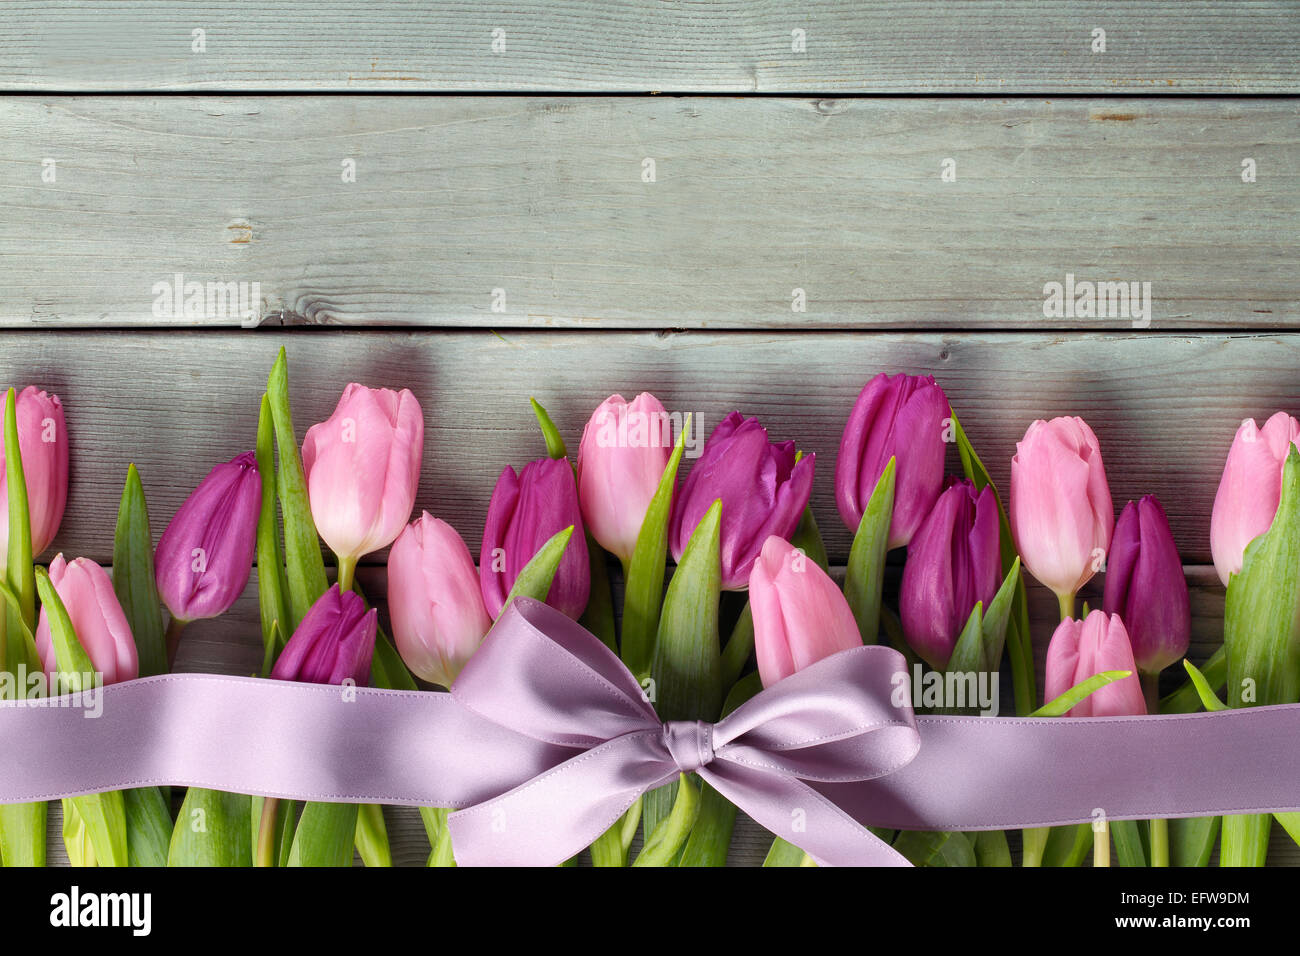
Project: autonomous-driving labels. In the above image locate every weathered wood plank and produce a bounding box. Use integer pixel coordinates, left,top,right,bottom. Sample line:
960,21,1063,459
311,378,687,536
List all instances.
1,97,1296,330
4,2,1298,93
3,329,1296,567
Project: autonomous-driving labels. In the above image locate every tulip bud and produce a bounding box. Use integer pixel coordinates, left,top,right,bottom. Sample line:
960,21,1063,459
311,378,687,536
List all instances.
35,555,138,686
1010,417,1113,598
480,457,589,620
302,383,424,564
271,585,377,686
669,412,814,591
1044,610,1145,717
576,393,674,562
750,535,861,688
835,373,949,549
1102,495,1190,674
899,480,1001,671
155,451,261,623
1210,412,1300,587
388,513,493,688
0,386,68,555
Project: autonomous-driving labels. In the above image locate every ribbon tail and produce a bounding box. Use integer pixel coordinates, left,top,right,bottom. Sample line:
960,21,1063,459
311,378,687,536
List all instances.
447,732,675,866
701,759,910,867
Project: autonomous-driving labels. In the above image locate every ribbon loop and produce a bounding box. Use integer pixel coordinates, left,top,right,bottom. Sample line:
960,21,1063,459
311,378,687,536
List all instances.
662,720,713,774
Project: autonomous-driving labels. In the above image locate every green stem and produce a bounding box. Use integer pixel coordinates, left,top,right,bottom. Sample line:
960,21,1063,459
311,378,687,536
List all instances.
1141,671,1170,867
255,798,279,867
336,555,357,594
1094,821,1111,867
164,617,188,669
1057,592,1075,623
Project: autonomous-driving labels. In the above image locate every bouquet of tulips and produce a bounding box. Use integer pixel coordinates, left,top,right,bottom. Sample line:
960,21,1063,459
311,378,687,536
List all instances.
2,351,1299,868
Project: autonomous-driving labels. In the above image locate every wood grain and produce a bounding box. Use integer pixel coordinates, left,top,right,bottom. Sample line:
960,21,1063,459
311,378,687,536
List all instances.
3,2,1298,93
4,329,1297,567
1,96,1295,331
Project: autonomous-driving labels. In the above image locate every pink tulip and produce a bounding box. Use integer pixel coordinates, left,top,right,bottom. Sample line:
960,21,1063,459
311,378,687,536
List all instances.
35,555,138,686
750,535,861,688
1010,417,1113,598
576,393,674,562
388,513,493,688
302,383,424,563
1210,412,1300,586
0,386,68,555
1044,611,1145,717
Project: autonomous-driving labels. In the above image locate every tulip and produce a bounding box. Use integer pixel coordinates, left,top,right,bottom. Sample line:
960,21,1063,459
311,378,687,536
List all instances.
1210,412,1300,586
899,480,1001,671
480,457,589,620
1102,495,1190,675
1010,417,1113,601
302,383,424,582
1044,611,1145,718
0,386,68,555
835,373,949,549
669,412,814,590
271,585,377,686
576,393,674,562
35,555,138,686
155,451,261,624
750,535,861,687
388,513,492,688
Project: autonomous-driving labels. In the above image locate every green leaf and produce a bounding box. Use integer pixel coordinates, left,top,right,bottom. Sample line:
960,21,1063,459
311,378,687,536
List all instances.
1029,670,1132,717
68,792,129,867
168,788,252,866
892,830,975,867
124,787,172,866
633,773,700,867
1170,815,1220,867
718,601,753,690
529,398,568,459
1111,819,1148,867
946,602,986,676
503,525,573,610
1273,812,1300,852
973,830,1013,867
844,457,894,644
621,415,689,679
3,386,37,674
644,499,723,842
789,504,830,573
1181,659,1229,712
1042,823,1093,867
267,348,328,627
287,801,359,867
1161,646,1226,714
112,464,167,678
762,837,809,867
369,626,418,692
1219,449,1300,866
952,412,1036,715
981,558,1020,672
354,803,392,867
255,394,292,672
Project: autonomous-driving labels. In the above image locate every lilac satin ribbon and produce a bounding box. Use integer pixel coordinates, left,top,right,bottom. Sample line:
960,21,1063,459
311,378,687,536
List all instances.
3,597,1300,866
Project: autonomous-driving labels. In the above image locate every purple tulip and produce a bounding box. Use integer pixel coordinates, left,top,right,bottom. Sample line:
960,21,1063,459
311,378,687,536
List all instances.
668,412,814,591
899,480,1001,671
155,451,261,623
1102,495,1190,675
271,585,377,686
480,457,590,621
835,373,949,550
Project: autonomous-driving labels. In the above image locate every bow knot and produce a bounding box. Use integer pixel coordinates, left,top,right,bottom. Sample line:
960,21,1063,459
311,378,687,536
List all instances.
446,598,922,867
662,720,713,773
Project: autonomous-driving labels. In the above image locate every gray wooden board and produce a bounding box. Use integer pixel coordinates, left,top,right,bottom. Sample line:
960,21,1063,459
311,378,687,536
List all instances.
0,96,1296,330
1,329,1297,566
3,1,1298,93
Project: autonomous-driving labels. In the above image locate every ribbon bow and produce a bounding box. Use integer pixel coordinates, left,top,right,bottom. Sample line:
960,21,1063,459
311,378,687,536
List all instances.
447,598,920,866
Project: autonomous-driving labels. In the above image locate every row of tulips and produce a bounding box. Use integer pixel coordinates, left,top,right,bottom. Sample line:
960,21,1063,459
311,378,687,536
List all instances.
0,357,1297,867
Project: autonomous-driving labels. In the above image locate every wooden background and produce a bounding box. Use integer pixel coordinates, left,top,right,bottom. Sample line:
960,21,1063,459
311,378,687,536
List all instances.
2,2,1297,866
